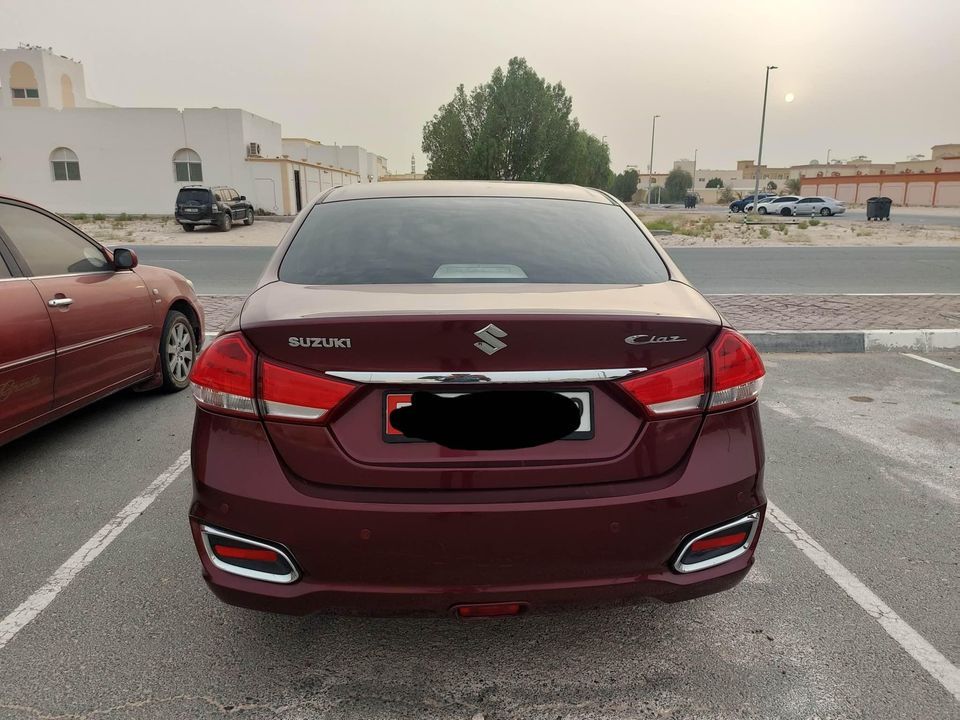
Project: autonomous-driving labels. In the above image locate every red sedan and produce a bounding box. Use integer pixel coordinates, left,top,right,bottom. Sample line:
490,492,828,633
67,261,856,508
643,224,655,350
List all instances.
188,182,765,617
0,196,204,447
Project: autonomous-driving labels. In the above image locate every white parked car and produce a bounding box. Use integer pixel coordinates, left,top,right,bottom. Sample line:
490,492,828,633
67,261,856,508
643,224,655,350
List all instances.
792,196,846,217
755,195,800,216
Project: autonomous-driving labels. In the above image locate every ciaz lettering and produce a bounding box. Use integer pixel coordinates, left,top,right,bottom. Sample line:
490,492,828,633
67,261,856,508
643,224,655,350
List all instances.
289,337,352,348
625,334,687,345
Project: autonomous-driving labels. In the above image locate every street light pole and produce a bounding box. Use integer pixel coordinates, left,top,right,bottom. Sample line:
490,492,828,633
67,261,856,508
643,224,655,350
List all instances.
693,148,698,190
751,66,777,214
826,148,831,165
648,114,660,205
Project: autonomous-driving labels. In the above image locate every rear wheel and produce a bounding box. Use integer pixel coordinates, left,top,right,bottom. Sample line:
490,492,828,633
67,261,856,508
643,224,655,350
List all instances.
758,207,767,215
160,310,196,393
820,207,832,216
244,209,254,226
218,212,232,231
781,207,792,216
182,224,195,232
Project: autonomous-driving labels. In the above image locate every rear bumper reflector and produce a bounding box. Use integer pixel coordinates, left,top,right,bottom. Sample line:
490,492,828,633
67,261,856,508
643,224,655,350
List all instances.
454,602,526,618
200,525,300,584
673,512,760,574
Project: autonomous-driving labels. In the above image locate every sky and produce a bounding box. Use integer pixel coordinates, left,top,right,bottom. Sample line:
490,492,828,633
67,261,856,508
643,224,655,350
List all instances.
2,0,958,175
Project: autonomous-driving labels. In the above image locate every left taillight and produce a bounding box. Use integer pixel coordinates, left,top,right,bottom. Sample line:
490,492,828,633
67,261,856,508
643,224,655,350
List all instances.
189,333,258,417
189,333,356,423
258,358,355,423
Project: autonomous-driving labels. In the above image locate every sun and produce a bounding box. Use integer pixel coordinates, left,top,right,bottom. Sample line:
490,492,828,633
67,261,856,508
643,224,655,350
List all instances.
784,92,796,103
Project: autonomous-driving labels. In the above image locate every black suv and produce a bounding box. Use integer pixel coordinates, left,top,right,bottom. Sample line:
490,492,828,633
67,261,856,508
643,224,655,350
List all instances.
175,185,254,232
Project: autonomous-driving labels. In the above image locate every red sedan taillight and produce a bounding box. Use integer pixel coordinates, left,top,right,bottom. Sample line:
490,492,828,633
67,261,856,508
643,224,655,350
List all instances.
619,328,764,417
190,333,356,423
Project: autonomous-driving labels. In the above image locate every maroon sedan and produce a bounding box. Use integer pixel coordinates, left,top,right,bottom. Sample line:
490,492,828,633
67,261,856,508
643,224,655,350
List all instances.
188,182,766,617
0,196,203,447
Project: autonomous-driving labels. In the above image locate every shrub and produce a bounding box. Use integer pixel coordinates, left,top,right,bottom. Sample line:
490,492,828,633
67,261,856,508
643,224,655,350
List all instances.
117,212,131,222
92,213,106,221
809,218,821,226
71,213,88,221
758,228,771,239
797,221,809,229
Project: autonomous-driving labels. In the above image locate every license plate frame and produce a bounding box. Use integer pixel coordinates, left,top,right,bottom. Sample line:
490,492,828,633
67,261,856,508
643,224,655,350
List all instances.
382,389,594,443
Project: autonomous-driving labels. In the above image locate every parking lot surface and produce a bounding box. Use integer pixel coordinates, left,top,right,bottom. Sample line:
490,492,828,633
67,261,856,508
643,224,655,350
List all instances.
0,352,957,719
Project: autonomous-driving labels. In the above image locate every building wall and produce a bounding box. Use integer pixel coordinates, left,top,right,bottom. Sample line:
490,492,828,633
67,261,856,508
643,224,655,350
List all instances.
0,107,282,213
0,48,93,110
282,139,386,183
798,172,960,207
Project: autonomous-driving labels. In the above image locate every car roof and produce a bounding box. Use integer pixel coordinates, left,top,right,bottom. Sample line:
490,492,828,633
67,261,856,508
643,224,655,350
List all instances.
319,180,615,205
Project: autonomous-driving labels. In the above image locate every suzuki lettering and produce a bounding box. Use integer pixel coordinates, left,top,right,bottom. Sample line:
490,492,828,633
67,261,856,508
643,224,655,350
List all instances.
288,337,352,348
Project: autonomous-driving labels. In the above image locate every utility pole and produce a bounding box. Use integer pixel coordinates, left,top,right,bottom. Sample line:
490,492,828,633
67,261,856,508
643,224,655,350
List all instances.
693,148,698,190
648,114,660,205
751,66,778,214
826,148,831,166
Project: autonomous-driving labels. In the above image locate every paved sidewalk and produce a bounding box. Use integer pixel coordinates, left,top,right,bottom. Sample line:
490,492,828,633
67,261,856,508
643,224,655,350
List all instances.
201,294,960,334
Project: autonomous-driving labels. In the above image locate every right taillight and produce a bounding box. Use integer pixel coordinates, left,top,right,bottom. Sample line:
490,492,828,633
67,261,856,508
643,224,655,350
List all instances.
708,328,765,411
618,328,764,417
189,333,356,422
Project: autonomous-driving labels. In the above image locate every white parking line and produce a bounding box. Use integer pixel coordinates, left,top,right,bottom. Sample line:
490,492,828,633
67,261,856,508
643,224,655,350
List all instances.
767,501,960,703
0,451,191,652
901,353,960,373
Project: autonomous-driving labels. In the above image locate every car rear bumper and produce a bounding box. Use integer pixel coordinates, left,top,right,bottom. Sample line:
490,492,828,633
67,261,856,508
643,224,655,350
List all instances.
189,404,766,616
176,216,216,226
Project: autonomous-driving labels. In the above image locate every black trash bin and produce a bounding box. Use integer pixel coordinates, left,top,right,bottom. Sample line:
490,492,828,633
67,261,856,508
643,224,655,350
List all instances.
866,196,892,221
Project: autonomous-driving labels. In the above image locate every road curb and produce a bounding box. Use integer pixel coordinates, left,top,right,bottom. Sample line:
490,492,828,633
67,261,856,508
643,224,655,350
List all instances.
744,329,960,353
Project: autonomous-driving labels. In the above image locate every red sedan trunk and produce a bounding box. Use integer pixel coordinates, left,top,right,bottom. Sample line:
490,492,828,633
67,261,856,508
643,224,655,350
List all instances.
188,182,766,616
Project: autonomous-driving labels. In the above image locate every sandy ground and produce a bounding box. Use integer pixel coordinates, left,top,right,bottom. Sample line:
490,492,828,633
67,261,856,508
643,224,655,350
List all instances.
72,212,960,248
74,217,287,247
630,209,960,247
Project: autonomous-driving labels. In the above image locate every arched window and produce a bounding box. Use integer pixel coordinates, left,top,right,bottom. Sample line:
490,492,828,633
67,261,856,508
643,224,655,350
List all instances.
50,147,81,181
173,148,203,182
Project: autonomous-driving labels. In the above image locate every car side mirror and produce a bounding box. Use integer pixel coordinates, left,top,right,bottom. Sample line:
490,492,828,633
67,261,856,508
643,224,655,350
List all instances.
239,195,246,201
113,247,138,270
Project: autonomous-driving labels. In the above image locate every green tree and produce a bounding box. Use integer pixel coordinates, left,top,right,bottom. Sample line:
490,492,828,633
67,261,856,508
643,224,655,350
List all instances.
421,58,610,185
718,185,735,204
785,177,801,194
662,168,693,202
705,177,724,188
610,168,640,202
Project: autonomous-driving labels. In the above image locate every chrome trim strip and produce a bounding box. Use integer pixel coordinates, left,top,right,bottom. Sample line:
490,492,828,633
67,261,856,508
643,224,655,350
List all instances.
673,512,760,574
23,271,115,281
200,525,300,584
56,324,152,356
0,277,32,283
325,368,647,384
0,349,56,373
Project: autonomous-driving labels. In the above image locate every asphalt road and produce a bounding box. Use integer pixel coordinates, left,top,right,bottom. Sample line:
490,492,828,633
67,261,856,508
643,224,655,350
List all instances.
124,245,960,295
1,352,958,718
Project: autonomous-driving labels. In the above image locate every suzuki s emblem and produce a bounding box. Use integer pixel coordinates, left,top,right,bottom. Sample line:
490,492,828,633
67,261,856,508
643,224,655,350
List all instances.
473,323,508,355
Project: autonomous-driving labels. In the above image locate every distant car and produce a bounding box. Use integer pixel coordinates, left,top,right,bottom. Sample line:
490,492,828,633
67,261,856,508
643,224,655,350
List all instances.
792,196,846,217
0,196,204,447
729,193,774,213
175,185,255,232
187,180,767,616
754,196,800,216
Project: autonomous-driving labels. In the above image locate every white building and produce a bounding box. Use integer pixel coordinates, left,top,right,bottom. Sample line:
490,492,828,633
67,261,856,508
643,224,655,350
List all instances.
0,46,387,215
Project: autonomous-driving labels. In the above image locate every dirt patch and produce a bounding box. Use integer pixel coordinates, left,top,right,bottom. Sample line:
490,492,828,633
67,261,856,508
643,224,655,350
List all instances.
72,217,287,246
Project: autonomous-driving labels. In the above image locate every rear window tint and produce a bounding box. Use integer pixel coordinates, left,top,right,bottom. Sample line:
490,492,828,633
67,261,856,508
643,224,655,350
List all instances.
177,189,211,204
279,197,669,285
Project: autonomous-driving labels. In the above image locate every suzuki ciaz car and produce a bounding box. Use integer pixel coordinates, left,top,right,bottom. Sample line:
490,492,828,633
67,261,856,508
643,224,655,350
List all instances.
188,181,766,617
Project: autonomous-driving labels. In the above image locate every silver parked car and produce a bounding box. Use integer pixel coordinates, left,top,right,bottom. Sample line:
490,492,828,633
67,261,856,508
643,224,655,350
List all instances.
792,196,846,216
755,195,800,216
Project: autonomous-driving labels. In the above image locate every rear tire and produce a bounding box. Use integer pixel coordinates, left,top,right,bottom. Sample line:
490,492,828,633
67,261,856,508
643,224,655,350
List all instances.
159,311,196,393
218,212,232,231
758,207,767,215
182,224,195,232
243,209,254,226
820,207,832,216
781,207,792,216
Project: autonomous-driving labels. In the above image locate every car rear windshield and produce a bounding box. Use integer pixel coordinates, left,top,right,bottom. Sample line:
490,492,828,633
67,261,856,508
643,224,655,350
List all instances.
177,189,211,204
278,197,670,285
